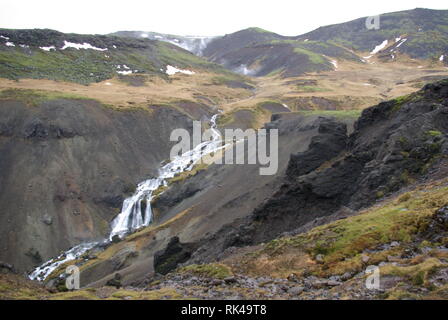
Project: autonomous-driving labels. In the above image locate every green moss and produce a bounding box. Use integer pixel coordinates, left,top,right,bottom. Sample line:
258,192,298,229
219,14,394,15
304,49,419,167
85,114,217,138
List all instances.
293,48,327,65
293,109,362,119
296,85,329,93
178,263,233,279
381,258,443,288
426,130,443,137
261,186,448,276
108,288,182,300
0,88,92,106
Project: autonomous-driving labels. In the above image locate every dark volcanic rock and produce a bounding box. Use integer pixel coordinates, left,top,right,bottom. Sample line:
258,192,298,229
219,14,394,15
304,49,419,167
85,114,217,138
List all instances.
0,98,196,272
286,117,347,177
186,79,448,264
154,237,197,275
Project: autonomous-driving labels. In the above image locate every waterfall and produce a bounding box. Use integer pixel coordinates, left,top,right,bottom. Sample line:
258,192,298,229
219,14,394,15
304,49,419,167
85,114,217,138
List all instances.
29,114,225,281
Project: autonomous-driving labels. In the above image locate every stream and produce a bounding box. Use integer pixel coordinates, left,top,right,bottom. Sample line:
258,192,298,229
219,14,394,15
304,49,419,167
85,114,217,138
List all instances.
29,114,225,281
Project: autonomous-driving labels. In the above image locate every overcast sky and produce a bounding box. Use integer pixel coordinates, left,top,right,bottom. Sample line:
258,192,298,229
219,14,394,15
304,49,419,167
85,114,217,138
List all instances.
0,0,447,36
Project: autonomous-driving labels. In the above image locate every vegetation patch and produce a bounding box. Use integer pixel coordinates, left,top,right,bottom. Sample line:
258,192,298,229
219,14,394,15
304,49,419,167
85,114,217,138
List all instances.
0,88,91,106
178,263,233,279
241,183,448,278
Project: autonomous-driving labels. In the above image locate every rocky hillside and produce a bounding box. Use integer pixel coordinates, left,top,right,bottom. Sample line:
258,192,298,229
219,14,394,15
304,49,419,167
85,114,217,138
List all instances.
31,79,448,298
0,28,228,84
299,8,448,61
0,88,218,273
110,9,448,78
110,31,215,56
3,79,447,300
186,79,448,262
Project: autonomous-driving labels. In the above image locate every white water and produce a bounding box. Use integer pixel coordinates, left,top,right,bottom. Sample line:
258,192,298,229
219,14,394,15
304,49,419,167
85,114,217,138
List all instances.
29,242,98,281
29,114,225,281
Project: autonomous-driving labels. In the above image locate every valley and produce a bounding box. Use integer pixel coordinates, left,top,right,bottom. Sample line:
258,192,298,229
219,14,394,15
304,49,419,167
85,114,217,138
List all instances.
0,7,447,301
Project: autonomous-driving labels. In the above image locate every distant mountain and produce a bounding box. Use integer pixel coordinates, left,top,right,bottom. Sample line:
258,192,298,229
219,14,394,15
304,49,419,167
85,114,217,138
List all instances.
200,27,360,77
298,8,448,60
125,8,445,77
201,27,286,59
0,28,226,84
110,31,215,56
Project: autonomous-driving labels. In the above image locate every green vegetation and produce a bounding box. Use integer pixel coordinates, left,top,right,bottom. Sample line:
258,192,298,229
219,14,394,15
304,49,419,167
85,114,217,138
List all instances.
0,88,91,106
244,183,448,278
0,49,118,84
109,288,182,300
178,263,233,279
293,47,327,65
296,85,329,93
0,37,230,84
293,109,362,119
426,130,443,137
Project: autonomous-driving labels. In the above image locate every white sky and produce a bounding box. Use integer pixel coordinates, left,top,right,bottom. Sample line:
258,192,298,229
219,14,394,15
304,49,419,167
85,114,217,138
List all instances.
0,0,447,36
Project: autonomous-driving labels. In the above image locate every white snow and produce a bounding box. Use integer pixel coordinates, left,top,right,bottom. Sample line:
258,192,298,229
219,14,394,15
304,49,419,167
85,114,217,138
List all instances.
61,40,107,51
117,70,133,75
395,37,401,42
282,103,291,111
19,44,29,48
330,59,338,70
370,40,388,54
140,33,149,38
39,45,55,51
154,35,162,39
112,45,117,49
363,83,372,86
363,55,373,59
165,65,195,76
440,55,445,62
105,82,112,86
0,35,10,40
5,42,15,47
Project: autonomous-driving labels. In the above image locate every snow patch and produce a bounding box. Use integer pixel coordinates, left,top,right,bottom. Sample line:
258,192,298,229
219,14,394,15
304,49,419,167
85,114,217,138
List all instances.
440,55,445,62
165,65,195,76
0,35,10,40
370,40,388,55
282,103,291,111
5,42,15,47
330,59,338,70
117,70,133,75
61,40,107,51
39,45,55,51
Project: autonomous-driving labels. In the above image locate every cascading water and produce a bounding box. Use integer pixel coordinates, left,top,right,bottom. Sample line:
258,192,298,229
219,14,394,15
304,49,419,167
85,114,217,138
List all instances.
109,114,224,239
29,114,226,281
